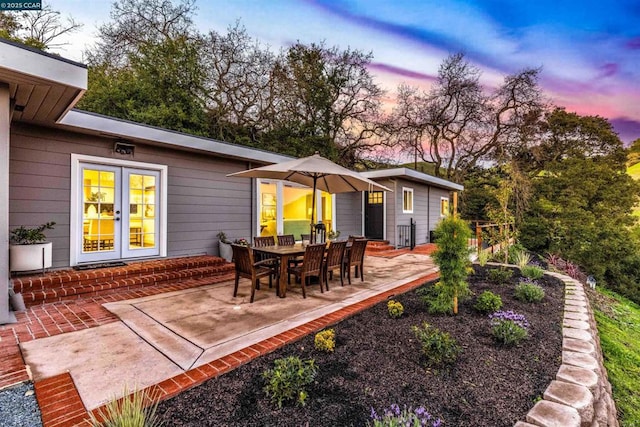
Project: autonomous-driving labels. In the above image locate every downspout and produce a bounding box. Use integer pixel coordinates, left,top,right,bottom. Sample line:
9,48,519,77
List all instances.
393,179,398,248
0,84,15,324
248,162,254,242
427,186,431,243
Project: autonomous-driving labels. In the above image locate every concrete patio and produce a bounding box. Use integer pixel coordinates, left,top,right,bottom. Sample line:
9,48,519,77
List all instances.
2,248,438,426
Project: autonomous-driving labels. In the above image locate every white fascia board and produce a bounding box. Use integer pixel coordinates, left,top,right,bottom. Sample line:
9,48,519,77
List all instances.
60,110,294,164
361,168,464,191
0,39,87,89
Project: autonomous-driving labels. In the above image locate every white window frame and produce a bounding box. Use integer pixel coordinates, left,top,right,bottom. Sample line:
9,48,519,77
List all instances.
440,196,450,217
256,179,336,236
402,187,414,214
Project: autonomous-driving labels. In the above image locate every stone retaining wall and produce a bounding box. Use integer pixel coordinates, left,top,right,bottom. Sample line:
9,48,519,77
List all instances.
515,272,619,427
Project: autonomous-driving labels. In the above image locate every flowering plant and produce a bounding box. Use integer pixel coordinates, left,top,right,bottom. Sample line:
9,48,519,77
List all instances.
489,310,529,345
369,404,442,427
489,310,529,329
387,300,404,318
234,238,250,247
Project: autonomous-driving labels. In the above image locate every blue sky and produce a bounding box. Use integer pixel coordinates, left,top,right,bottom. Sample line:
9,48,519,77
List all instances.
50,0,640,143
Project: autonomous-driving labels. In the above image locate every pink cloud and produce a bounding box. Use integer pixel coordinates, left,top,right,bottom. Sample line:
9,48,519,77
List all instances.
368,62,438,82
598,63,618,78
626,37,640,50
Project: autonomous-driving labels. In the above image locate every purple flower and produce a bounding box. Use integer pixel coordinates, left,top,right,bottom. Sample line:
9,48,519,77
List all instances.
390,403,400,416
370,407,379,420
370,404,443,427
489,310,529,329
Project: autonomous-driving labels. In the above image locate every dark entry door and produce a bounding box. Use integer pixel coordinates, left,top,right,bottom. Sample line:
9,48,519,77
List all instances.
364,191,384,239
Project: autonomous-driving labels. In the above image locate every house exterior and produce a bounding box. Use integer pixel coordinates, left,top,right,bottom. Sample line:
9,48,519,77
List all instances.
334,168,463,247
0,39,462,323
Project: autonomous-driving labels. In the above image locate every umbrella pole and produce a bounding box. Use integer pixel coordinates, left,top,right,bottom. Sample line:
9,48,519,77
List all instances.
310,178,317,243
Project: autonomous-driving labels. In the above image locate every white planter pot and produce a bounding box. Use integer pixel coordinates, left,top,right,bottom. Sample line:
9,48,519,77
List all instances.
9,242,53,272
219,242,233,262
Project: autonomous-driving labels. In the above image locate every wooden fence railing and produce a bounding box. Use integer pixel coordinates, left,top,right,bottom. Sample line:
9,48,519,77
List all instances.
468,220,515,256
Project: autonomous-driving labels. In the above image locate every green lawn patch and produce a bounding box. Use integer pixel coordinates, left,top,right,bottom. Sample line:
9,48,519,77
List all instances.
627,162,640,180
593,288,640,426
628,163,640,217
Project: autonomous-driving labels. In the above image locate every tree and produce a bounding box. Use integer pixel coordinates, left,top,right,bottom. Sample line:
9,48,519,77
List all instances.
387,53,544,182
78,0,207,134
86,0,197,66
514,108,626,175
0,5,82,50
430,215,472,314
267,42,384,165
200,23,276,145
485,166,517,263
518,112,640,302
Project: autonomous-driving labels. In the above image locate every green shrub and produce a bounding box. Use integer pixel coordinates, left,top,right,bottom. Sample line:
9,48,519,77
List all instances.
477,250,490,267
420,282,453,315
432,216,472,314
263,356,318,408
490,311,529,346
487,267,513,284
515,281,545,303
89,386,162,427
474,291,503,313
521,264,544,280
314,329,336,352
387,300,404,318
411,322,461,367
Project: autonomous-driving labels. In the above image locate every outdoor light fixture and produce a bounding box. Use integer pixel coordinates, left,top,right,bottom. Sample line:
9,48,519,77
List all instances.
114,141,135,155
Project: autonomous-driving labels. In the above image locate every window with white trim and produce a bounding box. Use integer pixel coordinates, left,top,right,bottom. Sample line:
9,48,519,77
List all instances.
440,197,450,217
402,187,414,213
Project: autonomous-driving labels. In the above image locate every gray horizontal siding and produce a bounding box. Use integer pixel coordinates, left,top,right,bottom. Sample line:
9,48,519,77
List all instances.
335,192,363,238
9,123,257,267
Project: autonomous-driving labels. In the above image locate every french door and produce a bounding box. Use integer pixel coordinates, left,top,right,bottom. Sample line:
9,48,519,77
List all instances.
77,163,161,264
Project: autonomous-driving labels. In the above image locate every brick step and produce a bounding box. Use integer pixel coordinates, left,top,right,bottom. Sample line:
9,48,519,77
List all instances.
21,262,236,307
12,255,227,294
365,240,394,253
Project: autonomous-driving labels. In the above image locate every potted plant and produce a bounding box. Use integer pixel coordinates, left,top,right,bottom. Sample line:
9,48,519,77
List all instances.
327,229,341,241
217,231,233,262
9,221,56,273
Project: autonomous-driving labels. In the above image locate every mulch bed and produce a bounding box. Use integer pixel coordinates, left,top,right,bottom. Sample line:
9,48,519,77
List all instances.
156,265,564,426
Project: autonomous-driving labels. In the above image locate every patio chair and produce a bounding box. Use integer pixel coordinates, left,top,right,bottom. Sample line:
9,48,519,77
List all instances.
300,234,311,242
253,236,278,289
231,244,276,303
254,236,275,247
277,234,296,246
277,234,303,268
287,243,326,298
323,240,347,290
343,238,368,285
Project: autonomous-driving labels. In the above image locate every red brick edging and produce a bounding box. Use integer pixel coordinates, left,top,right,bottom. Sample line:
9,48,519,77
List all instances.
34,272,439,427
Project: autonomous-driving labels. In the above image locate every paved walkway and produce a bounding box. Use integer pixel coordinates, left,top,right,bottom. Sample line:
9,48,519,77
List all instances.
2,251,438,426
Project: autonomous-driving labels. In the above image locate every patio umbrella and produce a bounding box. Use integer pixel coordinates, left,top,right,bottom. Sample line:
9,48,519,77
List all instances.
227,152,392,238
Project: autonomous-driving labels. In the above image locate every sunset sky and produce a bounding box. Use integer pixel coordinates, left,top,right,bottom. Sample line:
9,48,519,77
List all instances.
51,0,640,143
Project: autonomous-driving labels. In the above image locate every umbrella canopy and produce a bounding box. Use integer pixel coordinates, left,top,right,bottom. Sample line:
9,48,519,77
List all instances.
228,152,392,238
228,152,391,194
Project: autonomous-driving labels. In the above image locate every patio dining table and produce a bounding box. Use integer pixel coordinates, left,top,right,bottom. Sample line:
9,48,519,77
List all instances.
252,243,307,298
252,241,353,298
